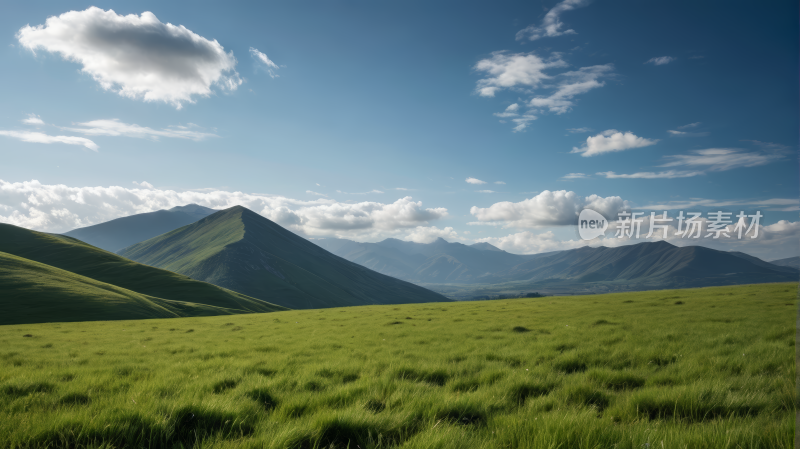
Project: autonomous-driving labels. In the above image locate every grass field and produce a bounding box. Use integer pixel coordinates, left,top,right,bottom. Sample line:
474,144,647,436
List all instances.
0,283,796,448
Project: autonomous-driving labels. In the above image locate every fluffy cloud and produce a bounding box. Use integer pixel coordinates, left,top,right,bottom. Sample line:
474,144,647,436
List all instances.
529,64,613,114
493,103,520,118
469,190,629,228
512,115,537,132
466,177,487,185
515,0,590,41
476,230,586,254
64,119,218,141
474,51,567,97
571,129,658,157
645,56,676,66
660,148,782,172
0,130,98,151
403,226,460,244
249,47,279,78
0,180,449,241
22,114,44,125
17,7,241,109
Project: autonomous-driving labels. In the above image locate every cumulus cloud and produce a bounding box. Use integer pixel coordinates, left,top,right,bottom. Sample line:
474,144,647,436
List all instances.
529,64,613,114
515,0,590,41
22,114,44,125
0,180,449,240
249,47,279,78
17,7,241,109
0,130,98,151
474,51,567,97
466,177,487,185
597,170,704,179
660,148,783,172
571,129,658,157
645,56,676,66
403,226,460,244
64,119,218,141
469,190,629,228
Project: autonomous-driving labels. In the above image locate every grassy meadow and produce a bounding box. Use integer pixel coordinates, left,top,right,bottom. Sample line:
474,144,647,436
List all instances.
0,283,796,448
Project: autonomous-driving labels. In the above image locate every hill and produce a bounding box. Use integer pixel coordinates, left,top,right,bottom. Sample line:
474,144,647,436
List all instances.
770,256,800,270
0,223,286,319
0,251,243,325
63,204,217,252
118,206,449,309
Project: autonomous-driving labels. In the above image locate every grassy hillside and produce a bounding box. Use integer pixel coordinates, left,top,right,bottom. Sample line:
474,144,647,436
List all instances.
0,283,794,448
119,206,449,309
63,204,217,252
0,223,286,317
0,251,242,325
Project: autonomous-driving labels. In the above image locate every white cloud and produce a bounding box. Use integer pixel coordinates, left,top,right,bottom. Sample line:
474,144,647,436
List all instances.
17,7,241,109
477,190,496,193
515,0,590,41
641,197,799,212
476,231,586,254
336,189,385,195
667,130,687,136
469,190,629,228
529,64,613,114
132,181,154,189
660,148,783,172
466,177,487,185
403,226,460,244
64,119,217,141
566,127,591,133
571,129,658,157
249,47,279,78
0,180,449,241
561,172,588,179
512,114,537,132
0,130,98,151
677,122,701,129
645,56,676,66
494,181,506,185
306,190,327,197
597,170,704,179
493,103,520,118
22,114,44,125
474,51,567,97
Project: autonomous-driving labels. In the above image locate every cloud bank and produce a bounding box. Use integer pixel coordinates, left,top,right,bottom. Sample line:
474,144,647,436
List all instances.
17,7,241,108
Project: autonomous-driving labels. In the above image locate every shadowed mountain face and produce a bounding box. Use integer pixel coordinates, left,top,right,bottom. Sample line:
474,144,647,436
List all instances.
315,238,798,290
63,204,217,252
0,223,286,325
118,206,449,309
770,256,800,270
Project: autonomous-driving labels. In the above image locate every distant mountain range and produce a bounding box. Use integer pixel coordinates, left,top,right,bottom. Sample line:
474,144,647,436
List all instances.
316,237,798,297
118,206,449,309
0,223,285,325
770,256,800,270
64,204,217,252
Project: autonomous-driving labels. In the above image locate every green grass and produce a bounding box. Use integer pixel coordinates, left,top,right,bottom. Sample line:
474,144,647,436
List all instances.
0,223,286,325
0,283,795,448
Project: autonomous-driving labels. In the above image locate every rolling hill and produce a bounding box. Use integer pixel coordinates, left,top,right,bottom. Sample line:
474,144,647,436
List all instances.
0,223,286,323
63,204,216,252
770,256,800,270
0,251,243,325
118,206,449,309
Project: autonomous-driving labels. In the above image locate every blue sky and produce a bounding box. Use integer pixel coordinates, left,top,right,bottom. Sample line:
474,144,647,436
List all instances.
1,0,798,259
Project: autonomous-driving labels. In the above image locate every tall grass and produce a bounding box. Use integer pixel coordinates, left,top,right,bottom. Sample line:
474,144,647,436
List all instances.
0,283,795,448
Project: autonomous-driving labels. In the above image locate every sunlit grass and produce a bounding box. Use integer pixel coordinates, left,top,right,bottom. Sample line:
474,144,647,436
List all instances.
0,282,796,448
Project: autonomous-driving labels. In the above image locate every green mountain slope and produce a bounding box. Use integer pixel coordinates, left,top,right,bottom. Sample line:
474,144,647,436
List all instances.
63,204,217,252
118,206,450,309
0,251,245,325
0,223,286,315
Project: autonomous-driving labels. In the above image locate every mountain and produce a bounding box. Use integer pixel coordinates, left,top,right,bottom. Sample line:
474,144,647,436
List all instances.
770,256,800,270
314,237,550,283
0,251,243,325
0,223,286,323
118,206,449,309
63,204,217,252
